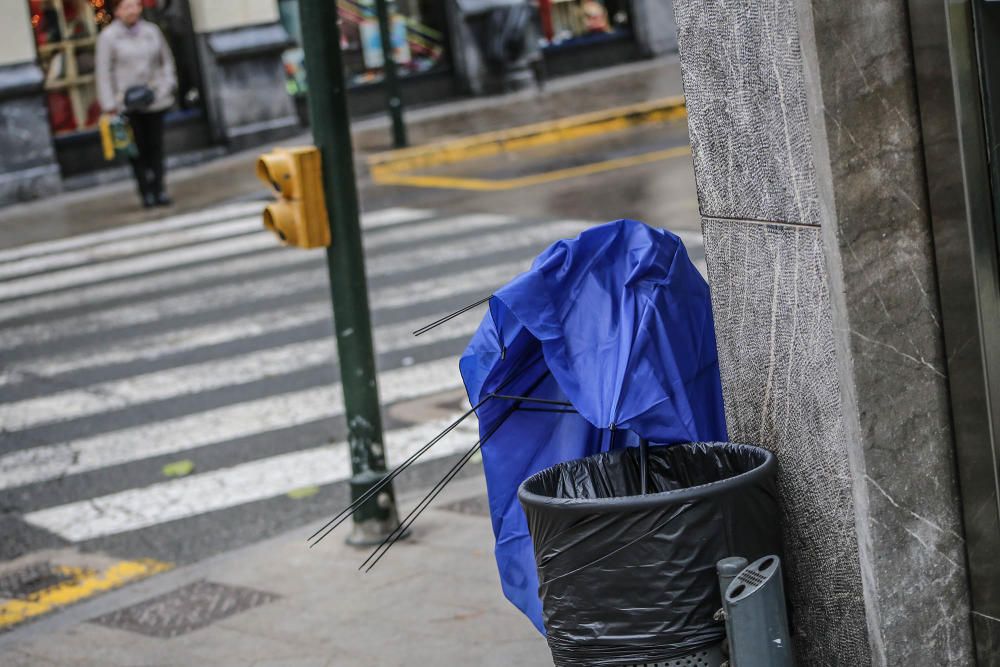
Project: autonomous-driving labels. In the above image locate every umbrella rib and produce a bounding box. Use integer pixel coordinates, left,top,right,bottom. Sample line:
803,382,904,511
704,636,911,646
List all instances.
489,393,574,407
361,442,482,573
412,294,493,336
361,367,553,571
308,349,543,548
307,396,490,547
360,419,503,573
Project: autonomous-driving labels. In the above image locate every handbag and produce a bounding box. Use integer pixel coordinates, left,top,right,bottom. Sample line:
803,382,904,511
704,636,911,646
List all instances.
123,85,155,111
99,114,138,161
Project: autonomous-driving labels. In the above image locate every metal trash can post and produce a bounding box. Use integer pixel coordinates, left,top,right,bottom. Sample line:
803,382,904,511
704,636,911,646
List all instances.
722,556,796,667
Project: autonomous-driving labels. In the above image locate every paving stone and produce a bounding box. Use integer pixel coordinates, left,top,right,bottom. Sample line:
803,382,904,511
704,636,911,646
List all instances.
438,494,491,517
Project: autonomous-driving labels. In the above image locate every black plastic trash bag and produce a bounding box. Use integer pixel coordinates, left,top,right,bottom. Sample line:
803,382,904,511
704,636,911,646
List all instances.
518,442,781,666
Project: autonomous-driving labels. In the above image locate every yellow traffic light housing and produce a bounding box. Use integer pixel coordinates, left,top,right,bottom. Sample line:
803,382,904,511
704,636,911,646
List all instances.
255,146,331,248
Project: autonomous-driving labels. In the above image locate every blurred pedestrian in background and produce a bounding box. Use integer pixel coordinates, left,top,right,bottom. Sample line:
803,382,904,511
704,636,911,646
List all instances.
582,1,612,34
96,0,177,208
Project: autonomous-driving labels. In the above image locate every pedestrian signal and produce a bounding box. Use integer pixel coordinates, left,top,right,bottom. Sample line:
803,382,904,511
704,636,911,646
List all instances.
255,146,331,248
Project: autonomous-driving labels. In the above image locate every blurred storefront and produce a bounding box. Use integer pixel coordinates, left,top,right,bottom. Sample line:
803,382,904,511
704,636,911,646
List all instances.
0,0,297,205
276,0,456,118
0,0,676,205
29,0,214,177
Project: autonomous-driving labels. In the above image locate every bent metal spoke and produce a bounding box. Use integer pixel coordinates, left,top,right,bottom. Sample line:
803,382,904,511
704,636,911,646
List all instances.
360,368,554,571
360,418,505,573
412,294,493,337
309,350,543,548
307,397,489,548
489,393,574,407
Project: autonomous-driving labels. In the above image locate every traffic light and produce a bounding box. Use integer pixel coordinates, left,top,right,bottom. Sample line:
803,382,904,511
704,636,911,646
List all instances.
255,146,331,248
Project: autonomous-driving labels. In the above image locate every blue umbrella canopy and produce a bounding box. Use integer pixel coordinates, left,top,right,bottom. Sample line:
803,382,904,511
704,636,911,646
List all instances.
459,219,728,632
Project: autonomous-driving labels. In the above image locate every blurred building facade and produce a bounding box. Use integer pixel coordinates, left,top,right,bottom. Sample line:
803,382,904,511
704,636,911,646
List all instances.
0,0,677,206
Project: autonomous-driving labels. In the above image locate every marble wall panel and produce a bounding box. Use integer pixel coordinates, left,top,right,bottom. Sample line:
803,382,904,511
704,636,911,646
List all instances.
702,217,869,666
671,0,819,225
800,0,975,662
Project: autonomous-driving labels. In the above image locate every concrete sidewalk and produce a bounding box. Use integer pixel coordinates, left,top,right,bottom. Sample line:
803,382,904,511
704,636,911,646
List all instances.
0,474,551,667
0,56,683,250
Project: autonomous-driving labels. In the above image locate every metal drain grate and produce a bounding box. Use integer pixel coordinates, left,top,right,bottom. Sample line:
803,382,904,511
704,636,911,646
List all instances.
0,562,78,599
91,580,278,638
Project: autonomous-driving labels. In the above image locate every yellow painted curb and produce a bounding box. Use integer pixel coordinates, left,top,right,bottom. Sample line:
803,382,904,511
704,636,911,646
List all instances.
0,558,172,630
368,95,687,178
374,146,692,192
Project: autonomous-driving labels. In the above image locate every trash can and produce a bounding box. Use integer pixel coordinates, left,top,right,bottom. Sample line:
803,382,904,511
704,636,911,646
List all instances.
518,442,782,667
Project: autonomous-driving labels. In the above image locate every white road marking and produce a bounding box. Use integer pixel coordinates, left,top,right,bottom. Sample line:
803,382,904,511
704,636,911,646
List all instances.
0,204,429,267
362,212,510,248
2,259,527,381
0,218,585,303
0,211,513,323
358,207,433,229
0,222,585,350
0,207,438,302
0,217,262,281
0,356,464,490
0,233,277,301
23,414,479,542
0,201,265,264
0,240,310,324
1,307,485,431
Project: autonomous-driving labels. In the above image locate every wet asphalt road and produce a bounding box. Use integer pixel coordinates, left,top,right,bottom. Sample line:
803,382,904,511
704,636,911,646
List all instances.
0,117,701,605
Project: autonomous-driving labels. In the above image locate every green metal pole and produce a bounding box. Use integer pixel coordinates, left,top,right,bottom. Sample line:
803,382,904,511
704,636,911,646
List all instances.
297,0,399,545
373,0,409,148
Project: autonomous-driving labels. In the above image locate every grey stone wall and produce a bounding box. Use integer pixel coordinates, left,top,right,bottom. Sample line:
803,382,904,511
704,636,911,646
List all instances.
195,23,299,149
0,62,62,206
672,0,974,663
672,1,868,662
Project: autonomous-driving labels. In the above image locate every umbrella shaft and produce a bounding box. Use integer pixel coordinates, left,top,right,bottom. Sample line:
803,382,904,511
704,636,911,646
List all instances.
639,438,650,495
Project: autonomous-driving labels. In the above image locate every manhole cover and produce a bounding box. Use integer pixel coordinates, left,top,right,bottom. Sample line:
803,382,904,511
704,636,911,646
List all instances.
90,580,278,638
0,562,78,599
439,494,491,517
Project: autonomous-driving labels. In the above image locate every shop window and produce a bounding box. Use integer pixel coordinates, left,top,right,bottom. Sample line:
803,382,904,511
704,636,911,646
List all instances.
30,0,202,136
31,0,109,135
537,0,631,47
278,0,450,93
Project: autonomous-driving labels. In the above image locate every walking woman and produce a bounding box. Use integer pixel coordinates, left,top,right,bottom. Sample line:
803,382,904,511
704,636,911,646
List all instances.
96,0,177,208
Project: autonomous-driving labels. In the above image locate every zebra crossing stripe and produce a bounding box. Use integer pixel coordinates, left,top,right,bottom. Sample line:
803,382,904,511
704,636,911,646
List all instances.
0,356,463,491
0,233,276,301
1,306,486,432
358,206,433,229
2,259,527,381
0,211,511,284
0,212,527,324
0,201,264,265
23,414,478,542
0,206,433,302
0,217,587,303
0,222,586,351
0,256,525,360
0,217,262,282
0,204,430,268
